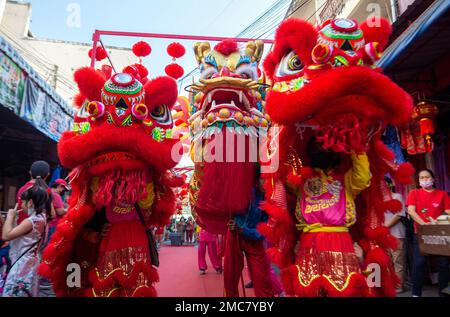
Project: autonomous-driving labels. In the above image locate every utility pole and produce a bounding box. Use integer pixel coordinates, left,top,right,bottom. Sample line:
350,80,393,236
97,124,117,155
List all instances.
52,64,58,89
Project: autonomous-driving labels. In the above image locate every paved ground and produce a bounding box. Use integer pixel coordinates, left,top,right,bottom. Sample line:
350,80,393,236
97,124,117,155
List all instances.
156,240,446,297
156,242,254,297
397,284,441,297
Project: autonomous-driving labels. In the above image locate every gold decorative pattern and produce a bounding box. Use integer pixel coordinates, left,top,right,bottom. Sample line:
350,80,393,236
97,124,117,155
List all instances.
295,248,362,292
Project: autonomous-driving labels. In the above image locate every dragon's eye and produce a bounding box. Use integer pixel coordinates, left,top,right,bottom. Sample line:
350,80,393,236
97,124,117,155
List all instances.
276,51,303,77
150,105,172,125
236,64,258,81
200,67,219,80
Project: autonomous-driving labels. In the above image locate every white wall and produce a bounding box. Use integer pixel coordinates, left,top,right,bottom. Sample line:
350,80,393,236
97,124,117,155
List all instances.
0,0,7,24
2,0,31,37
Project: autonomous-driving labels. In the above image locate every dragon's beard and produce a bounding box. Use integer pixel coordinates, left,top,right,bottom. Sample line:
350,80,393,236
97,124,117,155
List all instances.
92,169,149,208
196,131,256,215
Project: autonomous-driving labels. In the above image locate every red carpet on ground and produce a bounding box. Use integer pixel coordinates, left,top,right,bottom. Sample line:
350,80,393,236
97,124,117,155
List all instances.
156,244,254,297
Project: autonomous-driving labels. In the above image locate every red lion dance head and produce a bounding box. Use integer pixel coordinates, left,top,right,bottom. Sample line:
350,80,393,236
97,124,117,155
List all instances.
261,18,415,297
39,67,181,297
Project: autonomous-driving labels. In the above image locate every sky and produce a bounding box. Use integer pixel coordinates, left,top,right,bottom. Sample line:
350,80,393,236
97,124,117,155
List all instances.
26,0,287,89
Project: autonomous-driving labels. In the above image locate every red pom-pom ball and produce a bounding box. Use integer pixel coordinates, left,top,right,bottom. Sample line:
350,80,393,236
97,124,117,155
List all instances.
88,47,107,61
132,41,152,57
165,63,184,80
214,40,238,56
167,42,186,59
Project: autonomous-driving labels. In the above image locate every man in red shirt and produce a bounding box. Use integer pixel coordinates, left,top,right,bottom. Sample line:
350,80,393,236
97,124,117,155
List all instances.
48,179,70,238
406,169,450,297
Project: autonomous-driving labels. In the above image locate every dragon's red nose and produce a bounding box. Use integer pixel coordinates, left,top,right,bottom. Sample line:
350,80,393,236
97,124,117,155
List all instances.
219,66,231,77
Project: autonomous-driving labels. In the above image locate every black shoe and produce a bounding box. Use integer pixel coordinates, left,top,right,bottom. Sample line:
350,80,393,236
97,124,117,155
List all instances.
199,270,206,275
245,281,253,288
216,268,223,274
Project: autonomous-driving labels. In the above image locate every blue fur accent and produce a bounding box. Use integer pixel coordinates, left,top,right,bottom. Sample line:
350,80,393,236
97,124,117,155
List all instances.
236,55,251,68
204,55,218,69
234,187,268,240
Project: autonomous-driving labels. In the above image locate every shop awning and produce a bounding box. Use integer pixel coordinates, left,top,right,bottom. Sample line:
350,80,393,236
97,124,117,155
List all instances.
378,0,450,80
0,36,73,141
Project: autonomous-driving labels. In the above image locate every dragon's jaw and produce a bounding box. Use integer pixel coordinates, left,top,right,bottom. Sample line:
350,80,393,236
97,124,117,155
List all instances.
190,85,269,142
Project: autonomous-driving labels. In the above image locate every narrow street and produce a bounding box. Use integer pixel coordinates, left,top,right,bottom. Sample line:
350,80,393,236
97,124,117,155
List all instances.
156,244,255,297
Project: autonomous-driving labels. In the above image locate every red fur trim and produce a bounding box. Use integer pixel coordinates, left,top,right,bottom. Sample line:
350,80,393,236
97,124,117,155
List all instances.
365,227,398,250
266,247,283,267
58,128,178,171
56,221,76,240
214,40,238,56
300,166,314,179
383,199,402,213
37,262,52,279
40,200,98,296
394,162,415,185
279,267,295,295
256,222,275,243
364,247,399,297
167,42,186,59
260,202,292,226
263,18,318,81
161,172,186,188
73,67,106,102
144,76,178,111
360,18,392,51
374,140,395,162
263,52,278,82
73,94,86,109
41,243,56,263
287,171,302,188
149,187,176,226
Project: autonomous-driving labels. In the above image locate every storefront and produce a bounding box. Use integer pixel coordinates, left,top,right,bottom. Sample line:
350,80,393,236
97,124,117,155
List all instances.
0,36,73,211
379,0,450,193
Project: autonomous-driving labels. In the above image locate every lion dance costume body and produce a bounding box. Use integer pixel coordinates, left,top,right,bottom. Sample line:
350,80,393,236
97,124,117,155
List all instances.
188,40,275,296
38,67,182,297
258,18,415,297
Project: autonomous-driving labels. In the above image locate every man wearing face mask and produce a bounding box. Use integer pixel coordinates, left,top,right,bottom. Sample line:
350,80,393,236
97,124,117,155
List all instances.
406,169,450,297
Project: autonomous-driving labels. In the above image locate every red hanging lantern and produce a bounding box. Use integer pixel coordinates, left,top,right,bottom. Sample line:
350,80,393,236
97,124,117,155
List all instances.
165,63,184,80
167,42,186,59
132,41,152,58
413,101,439,152
133,63,149,78
165,42,185,80
88,46,107,61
